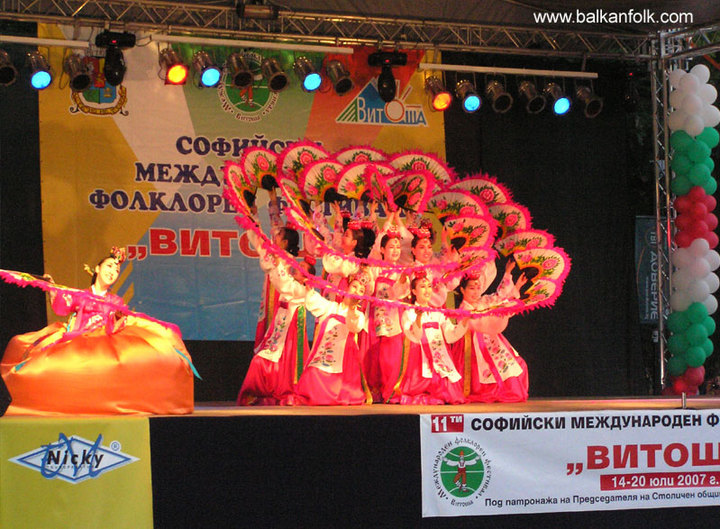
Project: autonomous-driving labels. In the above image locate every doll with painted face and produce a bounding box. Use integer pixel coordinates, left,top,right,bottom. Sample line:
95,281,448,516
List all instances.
294,270,372,405
1,247,195,415
454,260,529,402
390,271,467,405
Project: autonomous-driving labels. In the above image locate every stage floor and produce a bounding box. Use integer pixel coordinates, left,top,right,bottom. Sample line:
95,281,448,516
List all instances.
189,395,720,416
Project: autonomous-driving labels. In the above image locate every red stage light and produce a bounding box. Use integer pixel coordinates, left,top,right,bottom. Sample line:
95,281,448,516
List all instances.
431,91,452,111
167,63,188,85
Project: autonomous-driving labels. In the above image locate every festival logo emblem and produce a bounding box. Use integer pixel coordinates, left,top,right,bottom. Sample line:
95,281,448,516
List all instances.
9,433,139,484
336,78,427,126
69,56,128,116
218,51,279,123
432,438,491,507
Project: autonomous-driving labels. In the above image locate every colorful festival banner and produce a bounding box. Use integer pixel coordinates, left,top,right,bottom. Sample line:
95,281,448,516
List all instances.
0,416,153,529
420,410,720,517
38,24,446,340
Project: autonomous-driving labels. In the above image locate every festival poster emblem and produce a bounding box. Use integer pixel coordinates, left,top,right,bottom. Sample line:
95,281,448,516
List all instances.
336,77,428,126
432,438,492,507
218,51,279,122
69,56,128,116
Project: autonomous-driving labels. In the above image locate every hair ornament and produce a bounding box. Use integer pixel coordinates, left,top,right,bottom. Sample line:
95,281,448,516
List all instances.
385,225,401,238
360,220,375,231
111,246,127,264
347,220,361,231
304,254,317,266
411,227,431,239
412,268,428,280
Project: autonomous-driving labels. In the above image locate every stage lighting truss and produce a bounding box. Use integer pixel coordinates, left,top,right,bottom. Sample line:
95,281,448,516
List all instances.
159,48,188,85
485,78,513,113
0,49,17,86
326,60,353,95
544,82,571,115
455,79,481,113
261,57,288,92
293,56,321,92
518,80,546,114
192,50,222,88
63,53,92,92
575,84,603,118
424,75,452,112
27,50,53,90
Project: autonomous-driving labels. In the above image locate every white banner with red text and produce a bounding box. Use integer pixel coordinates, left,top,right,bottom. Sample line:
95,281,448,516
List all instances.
420,410,720,517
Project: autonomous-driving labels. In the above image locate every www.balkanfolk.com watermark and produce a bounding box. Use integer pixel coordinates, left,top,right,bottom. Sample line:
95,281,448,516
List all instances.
533,9,693,26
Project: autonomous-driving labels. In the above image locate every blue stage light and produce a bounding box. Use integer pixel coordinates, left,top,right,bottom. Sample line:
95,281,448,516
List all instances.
192,51,221,88
553,96,571,115
294,56,321,92
28,51,52,90
455,79,481,113
544,82,571,115
303,71,322,91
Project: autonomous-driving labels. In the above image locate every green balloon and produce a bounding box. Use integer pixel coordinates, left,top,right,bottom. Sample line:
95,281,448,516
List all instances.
686,302,709,323
688,140,711,162
702,316,716,335
668,333,689,354
686,346,706,367
671,130,694,151
702,177,718,195
700,156,715,172
671,152,693,174
671,175,692,195
685,323,710,346
697,127,720,149
667,354,688,376
688,163,711,186
701,338,714,358
668,311,691,333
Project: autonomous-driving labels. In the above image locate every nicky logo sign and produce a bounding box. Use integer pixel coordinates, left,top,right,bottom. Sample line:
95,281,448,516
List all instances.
9,433,139,484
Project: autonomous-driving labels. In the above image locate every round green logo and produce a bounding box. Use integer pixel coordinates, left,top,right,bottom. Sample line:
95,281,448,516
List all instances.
440,446,486,497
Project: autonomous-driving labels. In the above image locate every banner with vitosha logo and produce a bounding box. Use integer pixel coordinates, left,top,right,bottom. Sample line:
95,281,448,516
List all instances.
37,23,445,340
0,417,152,529
421,410,720,517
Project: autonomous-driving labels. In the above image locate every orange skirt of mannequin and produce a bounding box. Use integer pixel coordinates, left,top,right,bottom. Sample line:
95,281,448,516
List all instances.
1,317,194,416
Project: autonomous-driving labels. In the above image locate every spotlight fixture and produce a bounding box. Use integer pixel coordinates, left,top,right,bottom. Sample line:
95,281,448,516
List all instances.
485,79,513,113
261,57,288,92
623,71,639,112
0,49,17,86
227,53,253,89
518,80,546,114
575,85,603,118
160,48,188,85
236,0,279,20
192,51,222,88
63,53,91,92
27,51,52,90
544,82,571,115
95,30,135,87
293,56,321,92
425,75,452,111
455,79,481,113
368,51,407,103
326,60,353,95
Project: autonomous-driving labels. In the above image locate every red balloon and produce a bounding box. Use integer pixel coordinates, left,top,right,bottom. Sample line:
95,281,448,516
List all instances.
690,201,709,218
683,366,706,387
676,230,693,248
705,213,718,231
675,213,693,231
703,231,720,248
703,194,717,212
673,378,691,394
688,186,707,202
674,195,692,213
689,221,710,239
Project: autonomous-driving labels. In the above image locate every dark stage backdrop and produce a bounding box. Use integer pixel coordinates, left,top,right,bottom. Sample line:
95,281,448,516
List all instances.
1,27,715,399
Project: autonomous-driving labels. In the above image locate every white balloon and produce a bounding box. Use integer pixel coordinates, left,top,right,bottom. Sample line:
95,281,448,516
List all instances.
703,105,720,128
672,268,692,290
704,272,720,293
699,84,718,105
689,256,712,278
668,109,687,130
671,290,692,311
669,89,686,109
690,64,711,84
702,294,718,315
689,237,711,257
684,114,705,136
669,69,687,89
689,279,711,301
706,250,720,271
680,72,701,93
682,94,703,114
671,247,693,268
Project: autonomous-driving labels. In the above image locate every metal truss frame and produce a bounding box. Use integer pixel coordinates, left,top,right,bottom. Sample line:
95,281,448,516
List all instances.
0,0,658,59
